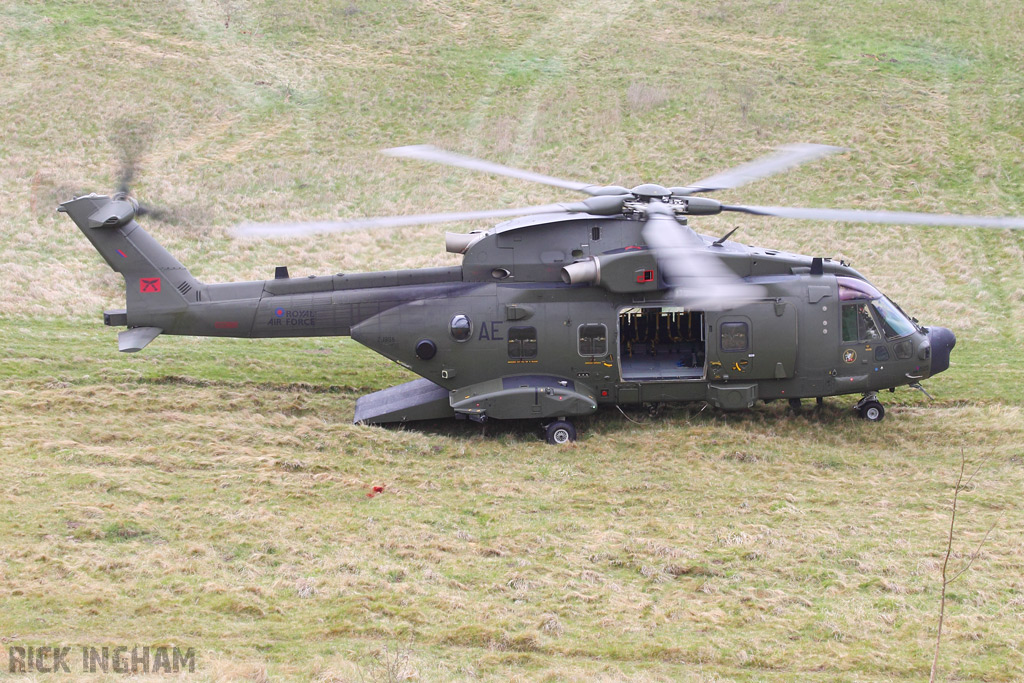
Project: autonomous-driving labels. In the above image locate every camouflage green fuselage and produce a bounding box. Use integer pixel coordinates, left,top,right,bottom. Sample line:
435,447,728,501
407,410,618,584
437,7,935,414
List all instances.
62,195,948,425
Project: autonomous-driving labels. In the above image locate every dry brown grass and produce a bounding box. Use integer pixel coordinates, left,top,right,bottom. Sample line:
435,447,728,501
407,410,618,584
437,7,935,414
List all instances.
2,366,1021,679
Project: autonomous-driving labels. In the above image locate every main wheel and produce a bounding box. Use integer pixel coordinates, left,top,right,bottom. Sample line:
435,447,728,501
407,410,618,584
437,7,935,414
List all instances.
858,400,885,422
545,420,576,445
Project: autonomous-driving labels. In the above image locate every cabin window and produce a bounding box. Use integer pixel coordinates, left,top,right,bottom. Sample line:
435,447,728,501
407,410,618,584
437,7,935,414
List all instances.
449,314,472,342
578,324,608,357
841,303,880,342
720,322,748,352
508,326,538,359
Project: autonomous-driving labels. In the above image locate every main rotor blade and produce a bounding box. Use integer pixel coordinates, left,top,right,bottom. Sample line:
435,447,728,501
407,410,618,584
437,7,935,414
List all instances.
642,203,765,309
722,204,1024,229
231,203,573,238
674,143,847,195
385,144,603,195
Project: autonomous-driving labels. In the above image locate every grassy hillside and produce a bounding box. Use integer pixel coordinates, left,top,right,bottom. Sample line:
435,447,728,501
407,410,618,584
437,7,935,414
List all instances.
2,0,1023,680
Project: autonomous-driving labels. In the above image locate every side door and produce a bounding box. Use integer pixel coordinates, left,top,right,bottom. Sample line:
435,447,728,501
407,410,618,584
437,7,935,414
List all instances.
708,301,798,381
835,301,882,390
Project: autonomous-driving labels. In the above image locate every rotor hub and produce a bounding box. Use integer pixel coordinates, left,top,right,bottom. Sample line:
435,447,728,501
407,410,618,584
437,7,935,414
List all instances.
630,183,672,201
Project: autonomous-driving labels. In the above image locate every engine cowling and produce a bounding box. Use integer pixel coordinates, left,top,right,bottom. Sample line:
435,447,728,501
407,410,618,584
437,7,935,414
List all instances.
560,251,661,293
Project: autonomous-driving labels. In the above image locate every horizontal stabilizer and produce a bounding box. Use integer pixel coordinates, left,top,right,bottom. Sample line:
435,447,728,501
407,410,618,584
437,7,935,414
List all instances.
354,378,455,424
118,326,162,353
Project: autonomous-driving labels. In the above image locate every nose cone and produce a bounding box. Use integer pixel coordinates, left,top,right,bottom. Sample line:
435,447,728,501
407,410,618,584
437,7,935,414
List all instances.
928,326,956,376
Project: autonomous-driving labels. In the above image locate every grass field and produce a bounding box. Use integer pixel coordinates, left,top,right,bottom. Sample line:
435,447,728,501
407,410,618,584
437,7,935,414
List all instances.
2,0,1024,680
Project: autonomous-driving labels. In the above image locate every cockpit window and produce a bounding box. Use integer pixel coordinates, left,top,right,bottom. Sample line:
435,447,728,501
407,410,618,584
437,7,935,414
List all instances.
836,276,916,340
870,297,916,339
842,303,881,342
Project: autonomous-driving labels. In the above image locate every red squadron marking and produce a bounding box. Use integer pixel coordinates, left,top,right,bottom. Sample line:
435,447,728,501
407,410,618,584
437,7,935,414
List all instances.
140,278,161,293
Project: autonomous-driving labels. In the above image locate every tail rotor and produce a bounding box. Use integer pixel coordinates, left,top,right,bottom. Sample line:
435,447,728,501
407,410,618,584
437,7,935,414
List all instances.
108,116,176,223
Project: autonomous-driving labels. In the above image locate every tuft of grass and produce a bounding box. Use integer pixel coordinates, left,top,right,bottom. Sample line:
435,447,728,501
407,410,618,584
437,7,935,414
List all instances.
101,521,150,542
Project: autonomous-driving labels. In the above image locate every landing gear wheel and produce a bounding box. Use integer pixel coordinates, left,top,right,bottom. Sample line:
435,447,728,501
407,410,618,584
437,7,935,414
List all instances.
545,420,576,445
858,400,885,422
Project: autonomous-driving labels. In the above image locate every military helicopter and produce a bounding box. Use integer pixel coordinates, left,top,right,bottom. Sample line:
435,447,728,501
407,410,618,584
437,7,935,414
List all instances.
61,144,1024,443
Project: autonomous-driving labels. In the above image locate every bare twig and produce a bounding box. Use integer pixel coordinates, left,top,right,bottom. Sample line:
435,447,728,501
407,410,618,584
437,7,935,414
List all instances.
930,449,997,683
947,519,999,586
930,452,965,683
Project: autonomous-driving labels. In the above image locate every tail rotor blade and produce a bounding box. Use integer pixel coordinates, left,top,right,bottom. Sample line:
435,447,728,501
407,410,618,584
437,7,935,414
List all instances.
135,203,175,222
117,165,134,197
108,116,154,196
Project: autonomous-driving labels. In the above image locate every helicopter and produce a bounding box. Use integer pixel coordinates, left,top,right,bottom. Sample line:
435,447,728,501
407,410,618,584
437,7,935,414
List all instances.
61,143,1024,443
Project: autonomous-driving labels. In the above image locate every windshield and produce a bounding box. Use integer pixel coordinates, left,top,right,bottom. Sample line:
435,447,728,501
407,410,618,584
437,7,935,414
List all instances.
870,296,916,339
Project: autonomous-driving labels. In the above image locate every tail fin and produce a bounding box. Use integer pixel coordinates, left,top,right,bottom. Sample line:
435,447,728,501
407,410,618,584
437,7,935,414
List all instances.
60,194,201,347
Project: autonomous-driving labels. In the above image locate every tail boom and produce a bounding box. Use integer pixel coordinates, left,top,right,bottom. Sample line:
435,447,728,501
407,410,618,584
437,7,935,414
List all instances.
62,194,470,350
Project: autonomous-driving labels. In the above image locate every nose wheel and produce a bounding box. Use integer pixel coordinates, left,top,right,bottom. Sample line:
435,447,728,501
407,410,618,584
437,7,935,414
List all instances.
545,419,577,444
855,394,885,422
